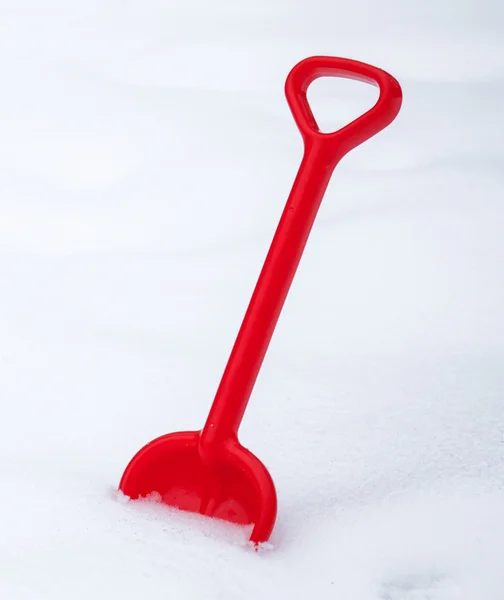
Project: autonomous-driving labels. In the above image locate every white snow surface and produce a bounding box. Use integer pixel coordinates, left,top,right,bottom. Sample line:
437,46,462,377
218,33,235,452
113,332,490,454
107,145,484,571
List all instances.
1,1,504,598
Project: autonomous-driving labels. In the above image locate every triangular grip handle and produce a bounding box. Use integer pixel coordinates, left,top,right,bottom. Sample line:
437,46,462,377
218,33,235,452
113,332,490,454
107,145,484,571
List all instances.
285,56,402,162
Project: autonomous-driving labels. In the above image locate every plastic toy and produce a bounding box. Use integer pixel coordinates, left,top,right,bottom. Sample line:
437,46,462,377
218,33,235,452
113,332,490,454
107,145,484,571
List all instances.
119,56,402,544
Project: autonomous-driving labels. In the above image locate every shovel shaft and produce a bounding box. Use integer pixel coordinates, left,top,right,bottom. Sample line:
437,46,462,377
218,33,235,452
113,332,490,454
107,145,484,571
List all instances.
200,56,402,454
201,145,335,452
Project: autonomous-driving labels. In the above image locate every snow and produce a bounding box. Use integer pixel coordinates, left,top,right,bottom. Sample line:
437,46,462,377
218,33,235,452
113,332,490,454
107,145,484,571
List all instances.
1,0,503,598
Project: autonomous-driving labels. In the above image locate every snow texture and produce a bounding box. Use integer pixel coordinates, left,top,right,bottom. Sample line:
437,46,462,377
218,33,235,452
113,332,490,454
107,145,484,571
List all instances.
0,1,503,598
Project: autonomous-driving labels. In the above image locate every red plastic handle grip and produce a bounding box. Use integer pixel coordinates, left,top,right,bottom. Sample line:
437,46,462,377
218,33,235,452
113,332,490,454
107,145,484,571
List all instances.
285,56,402,161
200,57,402,456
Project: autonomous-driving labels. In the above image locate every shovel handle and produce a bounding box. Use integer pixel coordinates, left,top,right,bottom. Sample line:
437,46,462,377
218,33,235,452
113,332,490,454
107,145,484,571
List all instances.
285,55,402,162
200,57,402,457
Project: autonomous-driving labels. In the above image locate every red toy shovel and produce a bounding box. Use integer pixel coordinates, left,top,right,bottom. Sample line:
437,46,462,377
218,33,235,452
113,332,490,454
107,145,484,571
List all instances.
119,56,402,544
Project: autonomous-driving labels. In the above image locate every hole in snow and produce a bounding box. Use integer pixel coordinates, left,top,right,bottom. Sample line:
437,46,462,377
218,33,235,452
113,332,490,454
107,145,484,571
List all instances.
306,75,379,133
